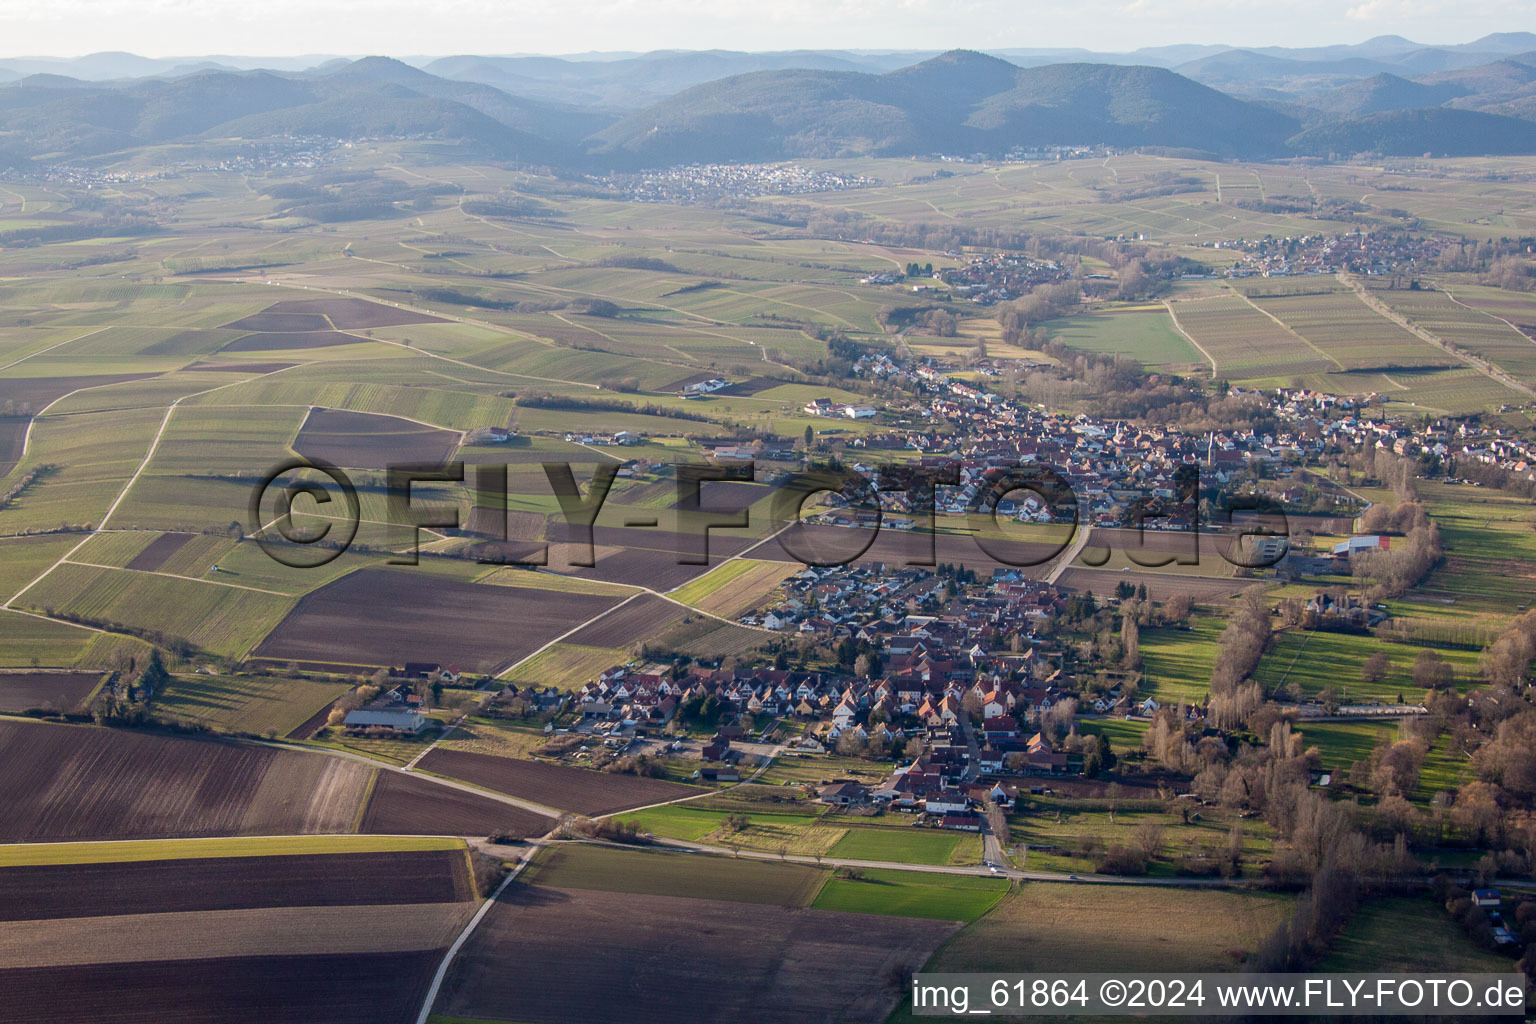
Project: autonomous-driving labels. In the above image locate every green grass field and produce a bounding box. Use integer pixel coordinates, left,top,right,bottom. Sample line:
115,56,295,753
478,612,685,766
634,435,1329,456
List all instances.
526,841,829,906
1254,629,1483,703
153,672,352,736
828,826,964,866
1046,306,1204,368
1322,897,1510,972
502,643,628,690
1139,618,1223,703
811,868,1008,921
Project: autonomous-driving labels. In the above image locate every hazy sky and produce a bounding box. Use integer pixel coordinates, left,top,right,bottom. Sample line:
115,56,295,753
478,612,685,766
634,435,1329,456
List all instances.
1,0,1532,57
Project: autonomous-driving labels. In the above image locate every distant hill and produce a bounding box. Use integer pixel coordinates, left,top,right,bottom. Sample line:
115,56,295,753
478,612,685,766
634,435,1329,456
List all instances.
2,46,1536,168
1288,107,1536,157
590,51,1300,163
0,60,584,164
1305,73,1469,116
425,50,898,110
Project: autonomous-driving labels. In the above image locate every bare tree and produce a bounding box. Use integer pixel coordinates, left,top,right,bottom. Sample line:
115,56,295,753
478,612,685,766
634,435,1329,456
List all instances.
1133,821,1167,861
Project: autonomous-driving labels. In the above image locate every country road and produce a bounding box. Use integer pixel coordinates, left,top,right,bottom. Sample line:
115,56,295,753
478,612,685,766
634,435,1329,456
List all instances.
648,834,1251,887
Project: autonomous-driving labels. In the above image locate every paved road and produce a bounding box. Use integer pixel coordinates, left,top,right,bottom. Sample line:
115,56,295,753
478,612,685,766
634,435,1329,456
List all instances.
650,835,1250,887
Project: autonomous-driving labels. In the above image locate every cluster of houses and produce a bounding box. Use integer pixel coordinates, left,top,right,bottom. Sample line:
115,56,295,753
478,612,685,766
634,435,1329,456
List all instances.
937,252,1072,304
1196,230,1450,278
745,562,1063,644
803,396,878,419
606,163,876,203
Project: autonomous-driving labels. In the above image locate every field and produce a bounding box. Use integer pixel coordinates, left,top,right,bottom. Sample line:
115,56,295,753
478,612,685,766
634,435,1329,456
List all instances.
434,885,959,1024
0,720,371,842
811,868,1009,921
253,567,623,673
1046,306,1204,369
527,842,829,905
0,845,476,921
1322,896,1511,972
916,883,1291,974
0,144,1533,1019
502,642,628,689
19,560,295,660
0,670,103,713
358,769,555,839
292,407,463,470
1166,292,1332,379
1373,284,1536,389
1251,289,1455,372
1253,629,1482,702
561,592,688,649
153,672,353,737
1137,618,1223,703
417,747,703,815
119,532,191,570
1292,719,1398,772
828,826,964,865
1,950,444,1024
0,811,480,1024
669,557,800,617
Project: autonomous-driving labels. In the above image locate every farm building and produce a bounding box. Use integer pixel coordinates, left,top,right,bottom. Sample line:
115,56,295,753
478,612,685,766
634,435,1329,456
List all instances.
343,709,427,734
819,782,869,806
1333,535,1389,556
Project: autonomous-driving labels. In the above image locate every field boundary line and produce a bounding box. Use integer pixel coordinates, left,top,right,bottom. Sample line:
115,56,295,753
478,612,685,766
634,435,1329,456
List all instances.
1161,300,1216,377
197,276,605,390
1227,287,1342,371
0,326,108,374
413,851,532,1024
4,363,310,617
1438,284,1536,356
351,769,381,832
1340,272,1536,400
62,559,294,596
250,737,566,818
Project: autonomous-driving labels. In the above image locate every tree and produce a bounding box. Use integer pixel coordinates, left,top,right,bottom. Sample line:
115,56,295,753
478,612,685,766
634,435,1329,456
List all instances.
803,425,814,449
1121,605,1141,669
1362,651,1390,687
1413,649,1453,691
1133,821,1167,861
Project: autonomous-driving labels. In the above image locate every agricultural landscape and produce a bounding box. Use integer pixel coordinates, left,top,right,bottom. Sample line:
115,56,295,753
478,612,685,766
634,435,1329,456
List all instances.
5,22,1536,1024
